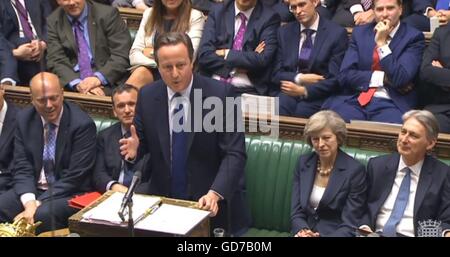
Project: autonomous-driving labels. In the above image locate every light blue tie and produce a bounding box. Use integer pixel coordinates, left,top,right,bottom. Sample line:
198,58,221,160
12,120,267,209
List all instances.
383,167,412,237
43,123,57,184
436,0,450,10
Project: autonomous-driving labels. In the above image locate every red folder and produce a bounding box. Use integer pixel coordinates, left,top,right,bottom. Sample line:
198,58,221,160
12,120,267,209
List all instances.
69,192,102,209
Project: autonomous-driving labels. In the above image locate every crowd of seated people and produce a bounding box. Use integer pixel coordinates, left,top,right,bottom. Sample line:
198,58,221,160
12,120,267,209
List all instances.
0,0,450,236
1,0,450,131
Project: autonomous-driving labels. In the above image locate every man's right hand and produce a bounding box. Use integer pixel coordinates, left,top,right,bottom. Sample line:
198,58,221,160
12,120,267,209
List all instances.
111,183,128,193
12,43,36,61
299,73,325,85
119,124,139,161
14,200,39,225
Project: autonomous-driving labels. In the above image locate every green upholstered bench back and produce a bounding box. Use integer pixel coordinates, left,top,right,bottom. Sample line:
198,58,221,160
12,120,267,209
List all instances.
93,117,118,133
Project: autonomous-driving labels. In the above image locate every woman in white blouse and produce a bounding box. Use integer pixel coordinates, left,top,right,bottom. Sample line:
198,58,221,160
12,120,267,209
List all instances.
127,0,205,88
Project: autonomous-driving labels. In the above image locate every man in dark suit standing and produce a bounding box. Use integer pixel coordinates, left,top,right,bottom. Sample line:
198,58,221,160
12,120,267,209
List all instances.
0,0,51,86
198,0,280,96
47,0,132,96
0,72,97,234
274,0,348,118
0,83,19,193
420,25,450,134
359,110,450,237
323,0,425,124
121,32,251,236
93,84,141,193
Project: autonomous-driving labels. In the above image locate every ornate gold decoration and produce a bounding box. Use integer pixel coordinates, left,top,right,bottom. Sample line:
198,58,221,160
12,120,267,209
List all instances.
0,218,41,237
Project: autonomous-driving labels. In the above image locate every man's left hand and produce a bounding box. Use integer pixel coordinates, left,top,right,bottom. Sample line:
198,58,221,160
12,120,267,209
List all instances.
198,190,220,217
281,80,306,97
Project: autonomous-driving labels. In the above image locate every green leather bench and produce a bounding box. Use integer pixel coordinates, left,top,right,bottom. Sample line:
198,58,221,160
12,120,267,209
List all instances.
92,118,450,237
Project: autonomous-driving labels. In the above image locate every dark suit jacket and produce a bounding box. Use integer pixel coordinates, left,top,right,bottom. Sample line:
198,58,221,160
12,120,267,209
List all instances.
335,22,425,113
197,0,280,95
325,0,360,11
361,153,450,235
0,0,51,84
0,101,19,191
134,74,251,235
93,122,150,192
291,150,367,237
272,17,348,100
13,101,96,202
420,25,450,111
47,0,132,88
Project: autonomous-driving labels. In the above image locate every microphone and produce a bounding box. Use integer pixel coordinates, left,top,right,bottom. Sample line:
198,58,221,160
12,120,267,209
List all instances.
118,170,142,221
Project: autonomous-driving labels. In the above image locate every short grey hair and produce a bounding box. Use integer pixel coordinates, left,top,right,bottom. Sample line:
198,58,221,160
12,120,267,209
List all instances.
402,110,439,141
304,110,347,146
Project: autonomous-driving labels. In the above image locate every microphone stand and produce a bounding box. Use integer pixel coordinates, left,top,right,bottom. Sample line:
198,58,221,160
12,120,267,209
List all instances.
126,197,135,237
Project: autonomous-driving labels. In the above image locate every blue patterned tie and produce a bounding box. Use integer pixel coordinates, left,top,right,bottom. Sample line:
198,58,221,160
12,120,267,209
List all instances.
43,123,57,184
14,0,34,40
171,93,187,199
298,29,315,73
73,20,93,79
122,131,134,187
436,0,450,10
383,167,412,237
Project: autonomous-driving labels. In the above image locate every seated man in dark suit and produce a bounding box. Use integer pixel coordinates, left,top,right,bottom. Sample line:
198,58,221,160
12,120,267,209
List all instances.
420,25,450,134
0,83,19,193
402,0,450,32
274,0,348,118
93,84,141,193
323,0,425,124
0,0,51,86
198,0,280,96
0,72,97,234
121,32,251,236
47,0,132,96
359,110,450,237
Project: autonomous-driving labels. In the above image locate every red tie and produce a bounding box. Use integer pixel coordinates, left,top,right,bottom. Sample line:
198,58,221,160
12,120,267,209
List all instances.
357,47,381,106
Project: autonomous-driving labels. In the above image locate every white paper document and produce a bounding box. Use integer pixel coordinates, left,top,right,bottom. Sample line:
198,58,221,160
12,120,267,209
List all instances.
81,192,161,226
135,204,210,235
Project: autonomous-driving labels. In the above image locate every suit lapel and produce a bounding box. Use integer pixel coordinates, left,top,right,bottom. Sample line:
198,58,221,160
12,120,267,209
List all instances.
388,22,406,53
319,150,347,207
185,77,199,155
376,153,400,210
300,154,317,209
87,3,96,57
288,22,301,69
242,3,260,47
413,155,433,216
225,4,236,48
61,12,78,55
25,0,40,37
156,86,171,167
6,1,19,29
308,18,327,71
54,105,70,176
112,124,123,179
30,113,44,177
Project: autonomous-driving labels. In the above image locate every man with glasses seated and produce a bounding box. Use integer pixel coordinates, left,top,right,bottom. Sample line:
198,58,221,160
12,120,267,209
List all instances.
0,72,96,234
273,0,348,118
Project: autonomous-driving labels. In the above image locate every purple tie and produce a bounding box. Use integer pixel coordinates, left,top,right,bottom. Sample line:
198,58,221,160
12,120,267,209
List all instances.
14,0,34,40
297,29,315,72
220,12,247,83
361,0,372,10
73,20,93,79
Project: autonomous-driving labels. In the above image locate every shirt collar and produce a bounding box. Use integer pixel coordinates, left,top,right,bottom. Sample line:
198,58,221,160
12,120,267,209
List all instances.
40,106,64,128
389,21,401,39
398,155,424,177
0,100,8,125
67,4,89,25
167,75,193,103
300,14,320,32
234,2,255,21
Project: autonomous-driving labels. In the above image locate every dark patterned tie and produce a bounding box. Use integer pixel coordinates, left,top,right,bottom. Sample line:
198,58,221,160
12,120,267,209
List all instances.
73,20,94,79
383,167,412,237
14,0,34,39
297,29,315,72
43,123,57,184
171,93,187,199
